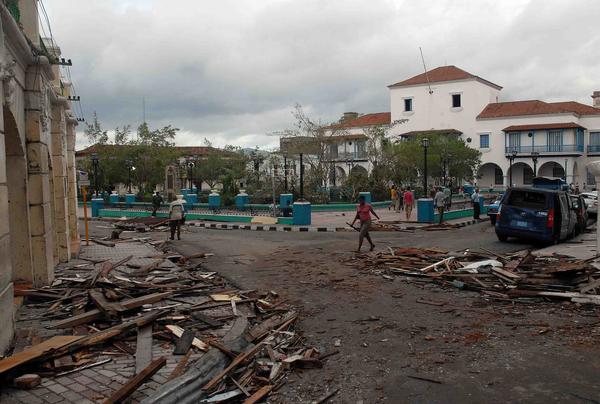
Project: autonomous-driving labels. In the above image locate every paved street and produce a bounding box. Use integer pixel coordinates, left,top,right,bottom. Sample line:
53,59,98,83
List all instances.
163,222,600,403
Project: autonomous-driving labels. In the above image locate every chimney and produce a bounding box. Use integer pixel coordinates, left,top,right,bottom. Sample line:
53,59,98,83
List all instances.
340,112,359,122
592,91,600,108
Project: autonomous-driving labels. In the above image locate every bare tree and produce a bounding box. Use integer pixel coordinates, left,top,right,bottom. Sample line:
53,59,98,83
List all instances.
277,104,350,199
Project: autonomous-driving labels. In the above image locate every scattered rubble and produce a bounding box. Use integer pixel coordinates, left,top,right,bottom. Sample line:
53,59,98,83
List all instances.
349,247,600,305
1,238,325,403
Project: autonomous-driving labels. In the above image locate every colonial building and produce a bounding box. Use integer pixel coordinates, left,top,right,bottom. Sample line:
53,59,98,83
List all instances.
388,65,600,189
0,1,79,353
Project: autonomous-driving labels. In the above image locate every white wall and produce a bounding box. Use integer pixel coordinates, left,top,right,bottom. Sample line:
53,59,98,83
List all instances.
390,79,500,138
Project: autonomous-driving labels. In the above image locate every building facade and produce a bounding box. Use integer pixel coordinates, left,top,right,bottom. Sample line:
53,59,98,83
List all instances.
387,65,600,190
0,1,79,353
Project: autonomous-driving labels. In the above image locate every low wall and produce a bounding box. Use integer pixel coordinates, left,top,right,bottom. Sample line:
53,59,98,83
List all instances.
433,205,489,222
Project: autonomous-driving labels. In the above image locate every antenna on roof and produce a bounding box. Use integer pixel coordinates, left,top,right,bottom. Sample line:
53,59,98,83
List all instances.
419,47,433,95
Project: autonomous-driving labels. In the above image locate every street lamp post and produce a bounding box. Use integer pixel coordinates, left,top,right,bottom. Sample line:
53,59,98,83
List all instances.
283,154,288,192
187,160,195,190
508,150,517,188
91,153,99,196
531,151,540,177
299,153,304,200
125,159,134,194
421,138,429,197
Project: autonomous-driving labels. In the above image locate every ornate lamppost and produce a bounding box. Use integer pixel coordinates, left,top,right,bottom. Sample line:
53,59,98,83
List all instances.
421,138,430,197
91,153,100,196
508,150,517,187
531,151,540,177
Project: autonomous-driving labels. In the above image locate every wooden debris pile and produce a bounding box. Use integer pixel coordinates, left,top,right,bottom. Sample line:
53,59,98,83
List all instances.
349,247,600,305
1,240,321,403
114,216,171,232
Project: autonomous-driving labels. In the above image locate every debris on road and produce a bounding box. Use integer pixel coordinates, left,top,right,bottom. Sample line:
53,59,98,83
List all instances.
0,238,323,403
349,247,600,304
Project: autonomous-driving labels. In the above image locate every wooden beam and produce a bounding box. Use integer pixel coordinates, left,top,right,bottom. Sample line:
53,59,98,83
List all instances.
172,329,194,355
203,343,264,391
50,292,171,329
103,357,166,404
243,385,273,404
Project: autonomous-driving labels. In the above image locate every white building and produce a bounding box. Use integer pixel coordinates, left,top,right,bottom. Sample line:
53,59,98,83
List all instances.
388,65,600,190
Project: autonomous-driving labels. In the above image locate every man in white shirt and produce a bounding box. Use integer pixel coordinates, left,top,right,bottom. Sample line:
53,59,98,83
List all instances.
434,187,446,224
471,188,481,220
169,195,186,240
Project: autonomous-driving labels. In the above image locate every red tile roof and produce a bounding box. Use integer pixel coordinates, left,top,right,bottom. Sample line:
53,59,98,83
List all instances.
550,101,600,116
330,112,391,129
388,65,502,90
478,100,600,119
398,129,462,137
502,122,585,132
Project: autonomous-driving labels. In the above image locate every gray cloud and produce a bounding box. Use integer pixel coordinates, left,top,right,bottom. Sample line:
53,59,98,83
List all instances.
45,0,600,149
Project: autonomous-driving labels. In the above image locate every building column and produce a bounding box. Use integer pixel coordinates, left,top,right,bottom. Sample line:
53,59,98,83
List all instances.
50,104,70,262
25,70,54,286
66,120,78,246
0,126,15,355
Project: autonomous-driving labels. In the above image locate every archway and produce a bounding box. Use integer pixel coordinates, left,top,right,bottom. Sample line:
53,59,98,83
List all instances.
507,162,533,186
537,161,564,179
3,107,33,282
477,163,503,188
335,166,347,185
350,165,368,177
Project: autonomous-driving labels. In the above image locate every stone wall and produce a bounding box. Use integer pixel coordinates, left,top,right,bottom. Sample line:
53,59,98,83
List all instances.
0,1,79,354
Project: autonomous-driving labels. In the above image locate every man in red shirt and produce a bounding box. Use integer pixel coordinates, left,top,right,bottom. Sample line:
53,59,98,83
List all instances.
403,186,415,221
351,195,380,252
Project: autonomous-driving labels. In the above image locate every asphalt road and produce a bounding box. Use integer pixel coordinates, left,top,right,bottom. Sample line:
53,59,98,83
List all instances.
82,220,600,403
162,222,600,404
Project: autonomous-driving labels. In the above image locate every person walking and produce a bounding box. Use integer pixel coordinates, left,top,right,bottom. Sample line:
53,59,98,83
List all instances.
471,188,481,220
168,195,186,240
398,187,405,212
351,195,380,252
389,185,397,211
434,187,446,224
403,186,414,221
151,191,163,217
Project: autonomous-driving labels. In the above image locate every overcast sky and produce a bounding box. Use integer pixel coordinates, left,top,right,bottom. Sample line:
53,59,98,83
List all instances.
45,0,600,150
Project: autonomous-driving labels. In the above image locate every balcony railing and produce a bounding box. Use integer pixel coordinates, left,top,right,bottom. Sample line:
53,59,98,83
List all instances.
588,145,600,153
328,151,367,161
505,144,583,154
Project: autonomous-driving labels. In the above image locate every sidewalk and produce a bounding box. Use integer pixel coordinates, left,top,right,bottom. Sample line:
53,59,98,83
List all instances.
534,227,598,260
0,235,308,403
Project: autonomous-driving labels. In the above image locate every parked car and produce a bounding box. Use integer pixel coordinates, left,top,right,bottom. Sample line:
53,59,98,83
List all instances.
487,194,503,225
581,191,597,217
569,194,588,236
495,187,577,244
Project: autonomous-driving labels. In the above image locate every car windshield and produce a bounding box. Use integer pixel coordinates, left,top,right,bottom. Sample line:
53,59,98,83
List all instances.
507,190,547,210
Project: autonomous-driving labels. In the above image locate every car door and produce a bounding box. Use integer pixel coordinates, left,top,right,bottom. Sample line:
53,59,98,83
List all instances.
557,193,571,239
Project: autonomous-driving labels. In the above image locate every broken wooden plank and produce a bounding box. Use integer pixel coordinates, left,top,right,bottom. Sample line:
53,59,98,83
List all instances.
173,329,195,355
0,336,82,375
92,239,116,247
165,325,208,351
135,324,153,372
50,292,171,329
166,350,192,381
89,290,126,316
243,385,274,404
103,356,166,404
203,343,264,391
245,311,297,342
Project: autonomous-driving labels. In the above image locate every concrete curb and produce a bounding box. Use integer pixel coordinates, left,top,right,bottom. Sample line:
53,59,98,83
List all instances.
189,217,488,233
189,221,339,232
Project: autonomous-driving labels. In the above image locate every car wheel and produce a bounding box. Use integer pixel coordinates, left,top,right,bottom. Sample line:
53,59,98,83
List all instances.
497,234,508,242
490,216,496,225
